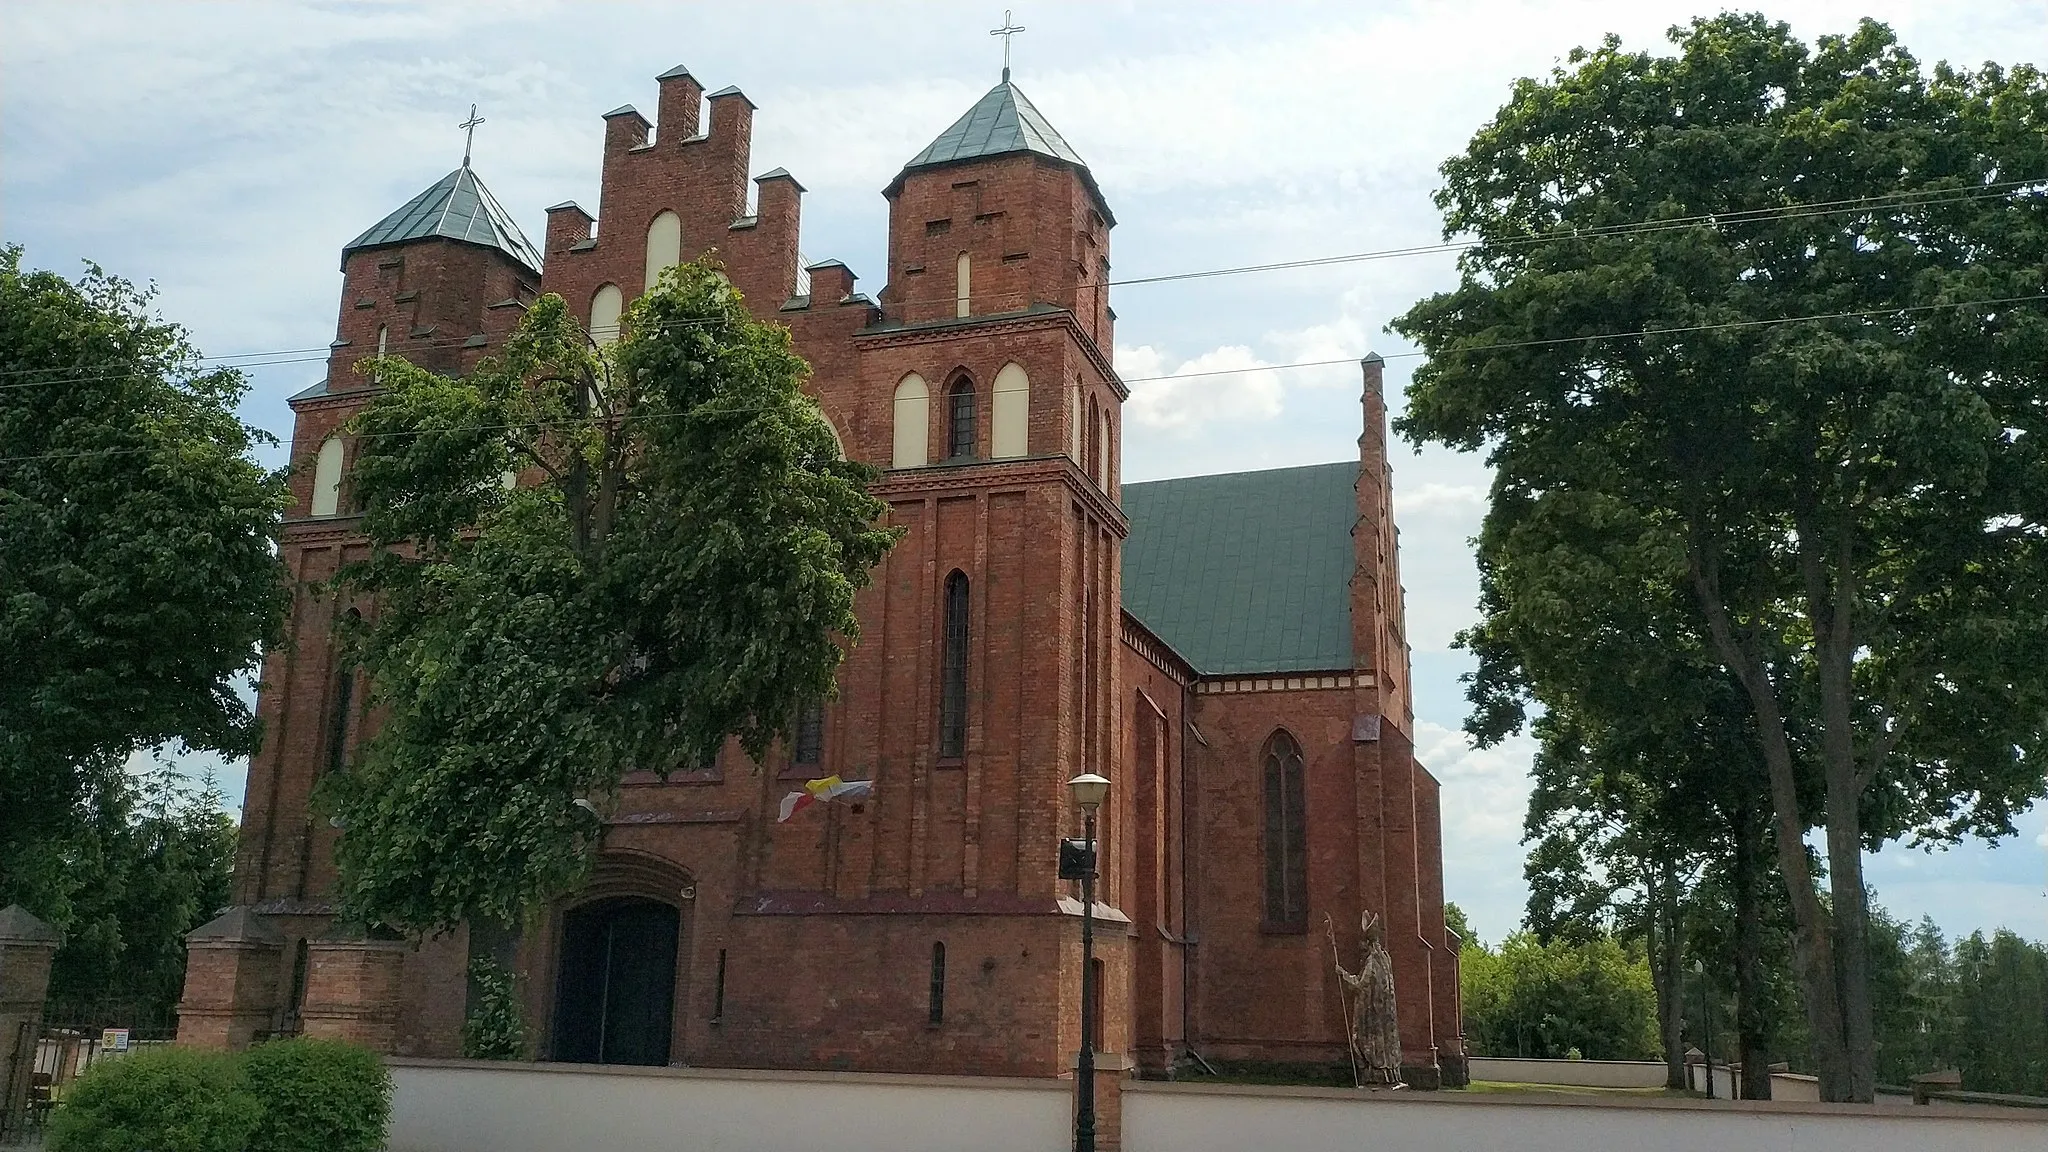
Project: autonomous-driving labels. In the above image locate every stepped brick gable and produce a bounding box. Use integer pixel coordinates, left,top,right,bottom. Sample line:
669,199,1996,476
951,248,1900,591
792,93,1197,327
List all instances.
187,65,1464,1091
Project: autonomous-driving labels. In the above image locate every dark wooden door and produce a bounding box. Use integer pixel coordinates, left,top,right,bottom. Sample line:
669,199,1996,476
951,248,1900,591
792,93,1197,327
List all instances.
551,897,679,1066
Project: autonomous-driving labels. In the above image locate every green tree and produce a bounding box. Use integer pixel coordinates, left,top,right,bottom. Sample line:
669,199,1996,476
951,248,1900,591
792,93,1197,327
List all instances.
319,260,898,934
1395,15,2048,1099
1444,901,1476,950
44,761,236,1025
1951,927,2048,1093
1460,930,1660,1061
0,245,286,922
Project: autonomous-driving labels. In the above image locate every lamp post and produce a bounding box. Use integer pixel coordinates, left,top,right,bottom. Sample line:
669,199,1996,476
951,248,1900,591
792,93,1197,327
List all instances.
1064,771,1110,1152
1692,957,1713,1099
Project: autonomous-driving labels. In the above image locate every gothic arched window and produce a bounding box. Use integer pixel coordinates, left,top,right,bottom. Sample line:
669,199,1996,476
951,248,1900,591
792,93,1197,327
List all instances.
892,373,929,468
589,283,624,346
939,570,970,759
946,377,977,461
1261,729,1308,930
792,701,824,769
310,436,345,517
991,362,1028,458
644,210,682,291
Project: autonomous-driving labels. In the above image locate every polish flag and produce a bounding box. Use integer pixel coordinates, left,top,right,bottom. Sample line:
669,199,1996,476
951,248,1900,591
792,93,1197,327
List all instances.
777,775,875,822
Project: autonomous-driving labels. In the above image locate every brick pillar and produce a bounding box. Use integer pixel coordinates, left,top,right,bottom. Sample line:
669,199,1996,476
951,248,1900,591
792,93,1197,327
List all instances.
177,906,285,1050
1072,1051,1133,1152
0,906,61,1125
300,932,407,1053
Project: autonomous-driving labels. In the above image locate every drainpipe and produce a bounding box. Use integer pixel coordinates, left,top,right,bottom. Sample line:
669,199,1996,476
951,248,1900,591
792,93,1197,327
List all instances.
1180,687,1215,1076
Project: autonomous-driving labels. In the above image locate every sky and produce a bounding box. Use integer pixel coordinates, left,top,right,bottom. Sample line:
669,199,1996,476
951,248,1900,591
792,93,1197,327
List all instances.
5,0,2044,948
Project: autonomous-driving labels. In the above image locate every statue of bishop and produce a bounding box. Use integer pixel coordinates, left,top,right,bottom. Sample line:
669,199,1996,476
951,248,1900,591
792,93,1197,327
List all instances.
1329,910,1403,1087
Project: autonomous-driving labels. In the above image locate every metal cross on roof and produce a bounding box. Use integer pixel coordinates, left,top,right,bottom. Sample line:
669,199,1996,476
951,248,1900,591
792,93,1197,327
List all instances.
990,10,1025,82
458,103,485,168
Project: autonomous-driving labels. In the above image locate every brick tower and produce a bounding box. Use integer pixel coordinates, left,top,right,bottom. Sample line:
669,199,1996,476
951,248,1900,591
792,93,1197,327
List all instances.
177,159,543,1049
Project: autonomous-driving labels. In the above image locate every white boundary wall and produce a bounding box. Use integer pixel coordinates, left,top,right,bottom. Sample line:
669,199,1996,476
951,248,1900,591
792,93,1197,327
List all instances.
1468,1056,1668,1088
1123,1082,2046,1152
385,1059,1070,1152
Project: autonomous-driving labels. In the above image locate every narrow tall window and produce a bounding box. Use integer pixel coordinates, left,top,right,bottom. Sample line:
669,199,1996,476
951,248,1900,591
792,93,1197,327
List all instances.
1262,730,1308,929
792,702,823,769
1068,381,1084,463
928,942,946,1026
991,362,1028,458
590,283,624,346
324,665,354,777
285,938,310,1035
310,436,345,517
955,251,971,317
711,948,727,1024
376,325,388,358
892,374,929,468
323,608,362,779
947,378,977,460
939,571,970,759
1098,409,1114,487
645,210,683,291
1084,398,1101,485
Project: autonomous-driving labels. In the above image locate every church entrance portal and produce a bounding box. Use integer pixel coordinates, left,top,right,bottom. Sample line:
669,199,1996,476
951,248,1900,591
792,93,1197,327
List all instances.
550,896,679,1066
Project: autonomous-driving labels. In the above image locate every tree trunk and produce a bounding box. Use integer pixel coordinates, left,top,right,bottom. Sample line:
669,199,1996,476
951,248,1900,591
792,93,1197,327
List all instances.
1732,802,1773,1101
1690,557,1853,1100
1825,792,1877,1100
1649,866,1687,1090
1805,526,1877,1103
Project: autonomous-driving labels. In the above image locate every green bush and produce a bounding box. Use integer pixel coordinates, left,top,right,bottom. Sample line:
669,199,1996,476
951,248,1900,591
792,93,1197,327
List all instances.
242,1037,392,1152
47,1044,262,1152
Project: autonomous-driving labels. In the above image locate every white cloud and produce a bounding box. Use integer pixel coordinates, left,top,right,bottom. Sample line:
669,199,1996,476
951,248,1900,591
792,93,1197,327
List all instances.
1119,343,1287,434
1397,482,1485,515
1415,719,1537,946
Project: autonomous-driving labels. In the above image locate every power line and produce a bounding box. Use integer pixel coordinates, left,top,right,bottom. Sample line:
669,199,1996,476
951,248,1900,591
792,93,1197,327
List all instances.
2,178,2035,390
6,291,2040,468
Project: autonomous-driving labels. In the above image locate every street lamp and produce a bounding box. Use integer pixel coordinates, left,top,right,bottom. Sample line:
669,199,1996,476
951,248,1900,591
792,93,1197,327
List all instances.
1064,772,1110,1152
1692,957,1714,1099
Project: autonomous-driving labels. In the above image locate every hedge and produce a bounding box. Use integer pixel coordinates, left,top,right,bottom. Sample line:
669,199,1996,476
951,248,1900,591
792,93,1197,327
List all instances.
46,1045,262,1152
46,1037,391,1152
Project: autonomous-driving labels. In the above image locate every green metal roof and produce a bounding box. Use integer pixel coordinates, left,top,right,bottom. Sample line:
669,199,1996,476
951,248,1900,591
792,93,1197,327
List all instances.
341,166,542,275
1121,461,1359,675
892,80,1112,223
903,80,1087,171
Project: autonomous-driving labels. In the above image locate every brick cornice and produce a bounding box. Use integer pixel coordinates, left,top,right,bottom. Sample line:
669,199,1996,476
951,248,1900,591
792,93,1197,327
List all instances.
280,515,369,546
872,454,1129,536
1120,611,1195,685
288,384,385,415
855,307,1127,401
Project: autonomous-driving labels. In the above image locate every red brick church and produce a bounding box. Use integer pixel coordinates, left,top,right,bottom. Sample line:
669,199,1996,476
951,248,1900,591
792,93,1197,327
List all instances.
178,63,1466,1089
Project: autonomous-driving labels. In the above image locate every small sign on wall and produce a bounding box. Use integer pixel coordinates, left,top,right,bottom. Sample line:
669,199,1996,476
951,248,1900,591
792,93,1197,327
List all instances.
101,1028,129,1052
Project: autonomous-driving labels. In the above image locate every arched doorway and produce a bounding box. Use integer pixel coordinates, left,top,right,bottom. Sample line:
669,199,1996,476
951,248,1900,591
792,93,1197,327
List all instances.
550,896,679,1066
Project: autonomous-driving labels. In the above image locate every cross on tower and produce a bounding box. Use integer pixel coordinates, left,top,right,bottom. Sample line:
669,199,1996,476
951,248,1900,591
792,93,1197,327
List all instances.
458,103,485,168
990,10,1025,83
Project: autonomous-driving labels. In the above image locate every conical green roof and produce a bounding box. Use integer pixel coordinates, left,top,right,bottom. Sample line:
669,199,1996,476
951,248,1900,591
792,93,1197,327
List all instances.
891,80,1111,222
902,80,1087,171
342,166,542,275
